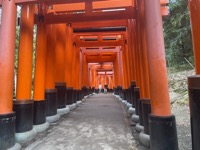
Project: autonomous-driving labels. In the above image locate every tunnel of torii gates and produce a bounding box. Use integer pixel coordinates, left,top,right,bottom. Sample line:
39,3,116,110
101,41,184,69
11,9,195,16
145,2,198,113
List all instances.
0,0,200,149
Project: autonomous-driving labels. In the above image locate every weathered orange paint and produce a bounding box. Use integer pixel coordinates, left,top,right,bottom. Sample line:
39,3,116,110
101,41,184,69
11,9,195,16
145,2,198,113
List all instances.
123,45,130,88
16,5,34,100
137,0,150,99
51,0,133,13
55,24,66,83
72,20,127,29
33,22,47,100
188,0,200,75
144,0,171,116
45,25,56,89
82,54,89,87
0,0,16,114
65,24,74,87
128,19,137,82
76,48,81,89
71,46,79,89
121,47,128,89
79,51,83,88
118,51,123,86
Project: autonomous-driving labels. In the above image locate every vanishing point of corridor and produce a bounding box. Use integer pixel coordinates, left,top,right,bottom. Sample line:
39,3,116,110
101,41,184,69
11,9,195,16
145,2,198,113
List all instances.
24,94,135,150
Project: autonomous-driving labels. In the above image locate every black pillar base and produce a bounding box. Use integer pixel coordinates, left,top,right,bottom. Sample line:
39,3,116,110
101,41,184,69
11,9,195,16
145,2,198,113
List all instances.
130,81,136,106
149,115,178,150
188,76,200,150
142,99,151,134
138,99,143,126
55,82,66,109
81,87,84,98
45,89,57,116
134,87,140,115
72,89,77,103
66,87,73,105
0,112,15,149
33,100,46,125
13,100,33,133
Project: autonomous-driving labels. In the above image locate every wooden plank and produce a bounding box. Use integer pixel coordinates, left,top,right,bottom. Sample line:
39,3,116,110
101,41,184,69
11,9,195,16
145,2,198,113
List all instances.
77,40,124,47
82,49,119,54
13,0,111,5
14,0,38,5
45,0,112,5
86,56,116,63
53,3,85,12
160,0,169,5
161,6,169,16
72,20,128,28
45,7,135,24
51,0,132,13
93,0,133,10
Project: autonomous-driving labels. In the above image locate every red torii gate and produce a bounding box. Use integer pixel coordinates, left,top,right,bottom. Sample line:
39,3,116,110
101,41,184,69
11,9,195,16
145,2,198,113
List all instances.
2,0,199,149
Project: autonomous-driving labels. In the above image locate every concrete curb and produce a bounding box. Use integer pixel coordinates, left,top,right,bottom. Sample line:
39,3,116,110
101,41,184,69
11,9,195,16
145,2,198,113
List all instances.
33,122,49,133
76,100,82,106
15,128,37,143
136,123,144,132
57,106,70,116
68,104,76,110
126,103,132,109
122,100,127,105
139,131,150,148
131,114,139,123
128,107,135,115
46,114,61,123
8,143,22,150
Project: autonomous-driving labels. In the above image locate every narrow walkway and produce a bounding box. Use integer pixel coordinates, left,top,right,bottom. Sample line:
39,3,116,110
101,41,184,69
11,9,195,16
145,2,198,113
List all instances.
24,94,136,150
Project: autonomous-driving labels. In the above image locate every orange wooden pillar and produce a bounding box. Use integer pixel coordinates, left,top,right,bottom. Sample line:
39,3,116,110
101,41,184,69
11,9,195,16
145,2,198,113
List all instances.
45,24,59,120
114,52,121,95
187,1,200,149
127,19,137,82
65,24,74,105
76,47,82,100
124,42,133,102
13,5,37,142
144,0,178,149
0,1,17,149
188,0,200,75
33,10,48,128
127,19,138,106
121,46,129,100
136,0,150,99
71,44,78,103
82,54,89,96
55,24,67,112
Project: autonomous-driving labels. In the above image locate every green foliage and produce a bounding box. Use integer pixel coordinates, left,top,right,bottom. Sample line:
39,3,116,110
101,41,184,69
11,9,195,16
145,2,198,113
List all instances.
163,0,194,70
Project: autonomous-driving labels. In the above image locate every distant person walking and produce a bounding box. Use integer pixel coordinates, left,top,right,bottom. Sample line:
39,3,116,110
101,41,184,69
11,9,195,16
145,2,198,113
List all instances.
104,84,108,94
98,83,102,93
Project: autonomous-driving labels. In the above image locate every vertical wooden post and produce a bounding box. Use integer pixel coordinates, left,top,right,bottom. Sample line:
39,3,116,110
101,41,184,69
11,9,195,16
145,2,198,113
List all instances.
188,0,200,75
0,1,17,149
144,0,178,149
55,24,67,110
14,5,36,140
65,24,74,105
16,5,34,100
45,24,58,119
33,14,48,126
188,1,200,149
34,24,47,101
136,0,150,99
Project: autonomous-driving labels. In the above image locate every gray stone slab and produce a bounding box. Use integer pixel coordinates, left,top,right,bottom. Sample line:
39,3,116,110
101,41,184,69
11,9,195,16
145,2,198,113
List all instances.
24,93,137,150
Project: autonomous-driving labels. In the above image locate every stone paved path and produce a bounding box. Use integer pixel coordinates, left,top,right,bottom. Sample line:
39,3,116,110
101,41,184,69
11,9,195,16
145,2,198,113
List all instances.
24,94,138,150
